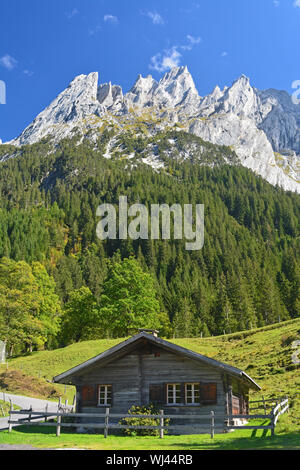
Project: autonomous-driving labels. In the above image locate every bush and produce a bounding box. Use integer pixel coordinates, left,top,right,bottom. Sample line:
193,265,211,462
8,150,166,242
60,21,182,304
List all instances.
281,334,299,347
119,403,170,436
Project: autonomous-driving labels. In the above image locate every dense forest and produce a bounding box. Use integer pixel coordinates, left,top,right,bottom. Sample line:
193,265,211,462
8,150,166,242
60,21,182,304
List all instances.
0,131,299,355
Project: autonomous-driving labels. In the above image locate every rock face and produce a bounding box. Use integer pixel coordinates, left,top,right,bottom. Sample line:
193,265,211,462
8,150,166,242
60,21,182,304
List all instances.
6,66,300,193
15,72,104,145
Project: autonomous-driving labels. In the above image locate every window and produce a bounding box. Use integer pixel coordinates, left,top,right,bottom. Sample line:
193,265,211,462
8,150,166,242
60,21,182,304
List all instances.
167,384,181,404
98,385,112,406
185,383,200,404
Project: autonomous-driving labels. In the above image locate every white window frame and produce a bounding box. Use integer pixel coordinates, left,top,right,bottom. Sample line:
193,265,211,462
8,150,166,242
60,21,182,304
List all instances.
97,384,112,406
167,383,181,404
185,383,200,404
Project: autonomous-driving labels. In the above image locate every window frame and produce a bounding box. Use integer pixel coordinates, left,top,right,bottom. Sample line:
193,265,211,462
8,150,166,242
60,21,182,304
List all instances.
185,383,200,405
97,384,112,407
166,383,181,405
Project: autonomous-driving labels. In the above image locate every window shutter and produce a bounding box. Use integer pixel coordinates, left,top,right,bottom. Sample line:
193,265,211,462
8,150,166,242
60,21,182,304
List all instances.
200,383,217,405
82,385,95,405
149,384,165,406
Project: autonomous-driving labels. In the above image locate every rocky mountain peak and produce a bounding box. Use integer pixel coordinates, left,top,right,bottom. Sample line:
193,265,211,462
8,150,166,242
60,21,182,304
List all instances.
220,74,260,118
97,82,123,109
157,65,198,98
4,66,300,194
151,65,200,112
13,72,102,145
125,74,158,107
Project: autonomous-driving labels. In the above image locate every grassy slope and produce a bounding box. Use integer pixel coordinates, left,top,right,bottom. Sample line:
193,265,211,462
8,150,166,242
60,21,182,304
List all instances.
0,400,21,417
0,319,299,449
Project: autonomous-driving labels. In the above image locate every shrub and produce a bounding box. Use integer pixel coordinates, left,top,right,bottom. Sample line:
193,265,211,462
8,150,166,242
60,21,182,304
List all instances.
119,403,170,436
281,334,299,347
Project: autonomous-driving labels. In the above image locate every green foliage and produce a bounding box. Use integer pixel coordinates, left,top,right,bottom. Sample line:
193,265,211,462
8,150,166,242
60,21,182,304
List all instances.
61,286,104,344
0,133,299,347
0,258,61,355
99,257,161,338
119,404,170,436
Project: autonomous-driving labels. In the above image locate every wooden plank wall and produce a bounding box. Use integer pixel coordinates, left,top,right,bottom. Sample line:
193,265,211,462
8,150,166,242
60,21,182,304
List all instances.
76,346,228,432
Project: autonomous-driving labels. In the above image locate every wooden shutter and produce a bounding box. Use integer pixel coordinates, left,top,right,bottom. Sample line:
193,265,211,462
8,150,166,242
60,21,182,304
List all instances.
81,385,96,405
149,384,165,405
200,383,217,405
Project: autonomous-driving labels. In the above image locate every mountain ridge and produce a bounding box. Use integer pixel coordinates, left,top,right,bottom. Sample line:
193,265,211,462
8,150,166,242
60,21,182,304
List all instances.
2,66,300,193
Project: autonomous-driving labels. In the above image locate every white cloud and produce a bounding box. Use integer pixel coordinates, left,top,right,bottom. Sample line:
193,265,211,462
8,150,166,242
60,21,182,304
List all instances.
294,0,300,6
181,35,202,51
273,0,280,6
221,51,228,57
149,34,202,73
149,47,182,73
66,8,78,19
89,24,102,36
142,10,164,25
23,69,34,77
0,54,18,71
104,14,119,24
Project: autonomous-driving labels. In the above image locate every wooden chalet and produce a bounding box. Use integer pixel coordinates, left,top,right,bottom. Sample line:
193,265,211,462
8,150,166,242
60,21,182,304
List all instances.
53,329,261,433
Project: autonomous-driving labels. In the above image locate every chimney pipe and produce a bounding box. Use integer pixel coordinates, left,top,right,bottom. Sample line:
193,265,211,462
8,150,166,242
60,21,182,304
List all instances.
138,329,159,337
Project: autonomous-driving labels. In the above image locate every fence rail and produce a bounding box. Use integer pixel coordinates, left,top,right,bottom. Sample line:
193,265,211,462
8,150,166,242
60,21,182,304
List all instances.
8,397,289,439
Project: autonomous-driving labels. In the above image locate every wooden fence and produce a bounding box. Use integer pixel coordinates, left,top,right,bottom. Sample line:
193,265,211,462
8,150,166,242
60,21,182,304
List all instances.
7,397,289,439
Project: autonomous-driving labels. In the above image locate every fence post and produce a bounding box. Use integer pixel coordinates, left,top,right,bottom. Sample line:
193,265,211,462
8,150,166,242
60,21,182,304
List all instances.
104,407,110,438
72,395,76,412
271,406,275,438
8,400,13,433
211,411,215,439
159,410,164,439
45,404,48,423
28,406,32,423
56,412,61,437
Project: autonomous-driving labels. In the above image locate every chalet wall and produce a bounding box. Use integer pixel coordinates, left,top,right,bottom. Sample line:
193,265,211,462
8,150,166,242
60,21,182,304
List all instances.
75,346,229,433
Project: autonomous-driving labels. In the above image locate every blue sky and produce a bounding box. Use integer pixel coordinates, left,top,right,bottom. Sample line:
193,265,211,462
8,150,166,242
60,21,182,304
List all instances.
1,0,300,142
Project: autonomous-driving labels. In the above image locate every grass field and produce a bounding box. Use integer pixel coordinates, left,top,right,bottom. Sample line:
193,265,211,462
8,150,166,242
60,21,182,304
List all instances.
0,318,299,449
0,421,299,450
